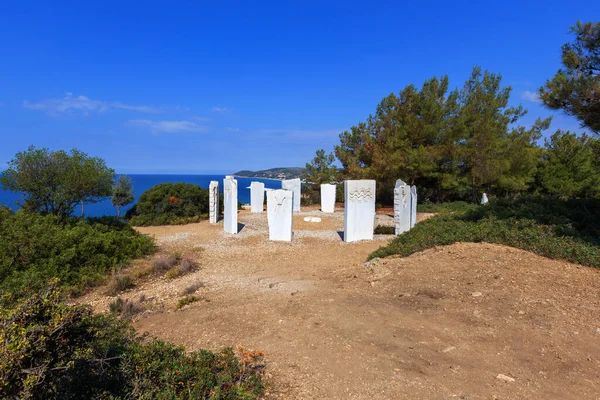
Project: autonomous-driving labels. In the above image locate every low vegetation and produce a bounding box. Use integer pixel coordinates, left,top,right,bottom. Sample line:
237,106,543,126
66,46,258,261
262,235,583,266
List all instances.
106,274,135,296
126,182,211,226
109,296,143,318
177,295,200,309
374,225,395,235
416,201,477,214
181,281,205,295
152,254,178,273
0,212,154,296
0,283,265,399
370,197,600,269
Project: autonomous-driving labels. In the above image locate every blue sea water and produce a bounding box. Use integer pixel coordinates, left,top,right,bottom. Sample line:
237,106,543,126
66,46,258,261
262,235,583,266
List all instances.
0,174,283,218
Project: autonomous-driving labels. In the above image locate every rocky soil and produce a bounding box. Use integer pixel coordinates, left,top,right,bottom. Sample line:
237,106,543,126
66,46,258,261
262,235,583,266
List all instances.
79,207,600,399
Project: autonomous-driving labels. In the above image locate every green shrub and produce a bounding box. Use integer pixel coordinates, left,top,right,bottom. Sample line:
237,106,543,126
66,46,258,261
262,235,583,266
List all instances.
374,225,395,235
0,282,132,399
166,267,183,280
126,182,210,226
122,340,265,399
0,212,155,296
176,295,199,309
0,283,265,399
417,201,478,213
370,196,600,268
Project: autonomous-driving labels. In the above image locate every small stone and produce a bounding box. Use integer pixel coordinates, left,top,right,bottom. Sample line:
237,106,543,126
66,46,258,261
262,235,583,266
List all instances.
496,374,515,382
596,327,600,334
442,346,456,353
518,310,525,315
471,292,482,297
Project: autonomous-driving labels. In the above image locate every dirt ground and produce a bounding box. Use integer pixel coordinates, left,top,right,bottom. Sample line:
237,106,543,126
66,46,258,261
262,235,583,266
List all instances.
81,207,600,399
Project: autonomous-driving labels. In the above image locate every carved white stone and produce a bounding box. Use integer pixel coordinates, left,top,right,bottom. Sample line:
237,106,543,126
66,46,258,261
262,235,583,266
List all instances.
249,181,265,213
267,189,293,241
320,184,336,213
394,179,411,235
344,180,376,242
481,193,489,205
209,181,219,224
281,178,301,212
223,176,238,234
410,185,417,228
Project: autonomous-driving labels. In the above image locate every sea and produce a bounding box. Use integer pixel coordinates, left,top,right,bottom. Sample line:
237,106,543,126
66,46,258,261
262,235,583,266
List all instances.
0,174,283,218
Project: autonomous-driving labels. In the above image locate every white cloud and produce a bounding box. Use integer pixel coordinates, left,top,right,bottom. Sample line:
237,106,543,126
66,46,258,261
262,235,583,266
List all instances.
210,106,231,113
23,93,159,115
520,90,541,103
126,119,208,133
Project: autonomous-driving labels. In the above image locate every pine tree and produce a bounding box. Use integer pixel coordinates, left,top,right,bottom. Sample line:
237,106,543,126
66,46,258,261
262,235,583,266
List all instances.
539,21,600,134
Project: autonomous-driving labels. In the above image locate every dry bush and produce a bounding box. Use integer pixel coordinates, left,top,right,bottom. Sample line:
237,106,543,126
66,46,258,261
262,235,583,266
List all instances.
181,281,205,295
109,297,143,317
152,255,177,273
178,256,198,273
107,275,134,296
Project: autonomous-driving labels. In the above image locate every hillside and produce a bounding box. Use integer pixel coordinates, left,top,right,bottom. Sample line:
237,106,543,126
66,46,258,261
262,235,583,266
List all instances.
233,167,305,180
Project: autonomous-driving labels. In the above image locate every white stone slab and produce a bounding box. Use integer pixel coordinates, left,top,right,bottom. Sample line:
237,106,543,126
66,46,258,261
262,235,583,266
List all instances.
209,180,219,224
303,217,321,223
223,176,238,234
249,181,265,213
267,189,293,241
344,180,376,242
410,185,417,228
481,193,489,205
394,179,411,235
320,184,336,213
281,178,301,212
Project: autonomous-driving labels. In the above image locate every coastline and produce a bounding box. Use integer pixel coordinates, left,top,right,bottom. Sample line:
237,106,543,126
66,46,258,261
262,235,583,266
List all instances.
232,175,285,182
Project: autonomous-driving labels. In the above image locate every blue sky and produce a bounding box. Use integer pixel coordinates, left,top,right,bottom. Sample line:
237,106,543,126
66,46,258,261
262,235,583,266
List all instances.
0,1,597,174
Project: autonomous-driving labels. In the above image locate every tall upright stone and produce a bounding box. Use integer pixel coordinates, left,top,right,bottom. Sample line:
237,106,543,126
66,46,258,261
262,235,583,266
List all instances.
249,181,265,213
223,176,238,234
209,180,219,224
267,189,293,241
320,184,336,213
481,193,489,205
393,180,411,235
410,185,417,228
282,178,301,212
343,180,376,242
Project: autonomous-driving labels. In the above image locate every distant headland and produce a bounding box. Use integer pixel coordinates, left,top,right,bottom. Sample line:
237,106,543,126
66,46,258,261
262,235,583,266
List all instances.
232,167,305,180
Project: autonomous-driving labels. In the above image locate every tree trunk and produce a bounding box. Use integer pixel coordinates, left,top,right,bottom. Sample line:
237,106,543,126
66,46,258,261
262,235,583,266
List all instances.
117,206,121,218
81,201,85,218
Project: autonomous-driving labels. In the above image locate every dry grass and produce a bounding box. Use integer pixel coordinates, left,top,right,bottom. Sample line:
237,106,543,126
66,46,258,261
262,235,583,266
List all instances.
152,255,177,273
178,256,198,273
181,281,205,295
109,297,143,317
106,275,134,296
